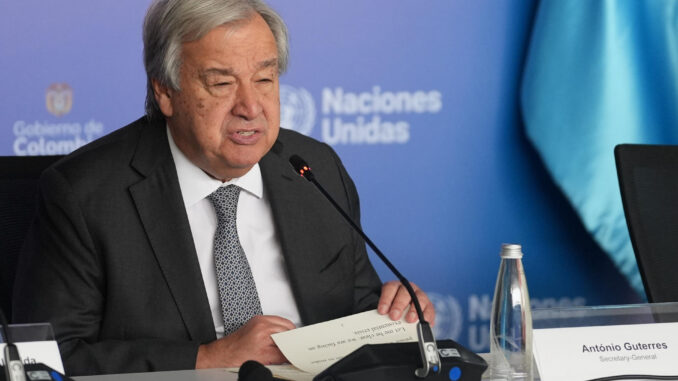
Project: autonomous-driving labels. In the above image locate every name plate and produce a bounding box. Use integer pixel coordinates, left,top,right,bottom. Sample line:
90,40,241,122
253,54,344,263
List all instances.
533,322,678,381
0,341,64,374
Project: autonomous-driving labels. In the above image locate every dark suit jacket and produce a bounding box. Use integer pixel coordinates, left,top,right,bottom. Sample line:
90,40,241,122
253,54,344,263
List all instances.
12,116,382,376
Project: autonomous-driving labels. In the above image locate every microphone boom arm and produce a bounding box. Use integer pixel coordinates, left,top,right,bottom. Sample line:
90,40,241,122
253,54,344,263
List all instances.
308,175,425,319
288,154,442,377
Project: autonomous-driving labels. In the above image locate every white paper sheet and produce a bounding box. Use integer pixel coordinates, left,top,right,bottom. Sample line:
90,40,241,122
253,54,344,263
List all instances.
272,309,417,374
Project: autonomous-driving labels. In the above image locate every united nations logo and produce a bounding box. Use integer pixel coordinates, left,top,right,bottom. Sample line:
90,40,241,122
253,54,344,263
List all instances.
46,83,73,117
280,84,315,136
429,293,463,341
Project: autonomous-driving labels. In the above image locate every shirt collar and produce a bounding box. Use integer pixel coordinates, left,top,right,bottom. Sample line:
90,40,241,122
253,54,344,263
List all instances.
167,126,263,208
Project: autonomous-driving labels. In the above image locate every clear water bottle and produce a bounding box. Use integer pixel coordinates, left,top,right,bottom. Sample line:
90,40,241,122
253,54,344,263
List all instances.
489,243,533,381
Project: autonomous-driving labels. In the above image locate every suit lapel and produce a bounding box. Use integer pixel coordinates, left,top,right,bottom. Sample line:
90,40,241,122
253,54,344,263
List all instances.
128,120,215,342
260,141,349,324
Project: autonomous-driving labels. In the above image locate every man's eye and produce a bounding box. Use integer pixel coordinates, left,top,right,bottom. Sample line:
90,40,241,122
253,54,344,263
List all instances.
213,82,232,87
257,78,273,83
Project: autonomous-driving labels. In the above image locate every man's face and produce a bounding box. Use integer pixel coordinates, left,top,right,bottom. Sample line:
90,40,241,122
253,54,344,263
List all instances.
154,14,280,180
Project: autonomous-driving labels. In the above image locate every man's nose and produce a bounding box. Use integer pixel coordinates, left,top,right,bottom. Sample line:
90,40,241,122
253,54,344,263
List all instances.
232,83,262,120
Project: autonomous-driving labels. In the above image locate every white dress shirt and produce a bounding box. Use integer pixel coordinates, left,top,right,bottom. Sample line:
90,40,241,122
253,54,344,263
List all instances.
167,128,302,338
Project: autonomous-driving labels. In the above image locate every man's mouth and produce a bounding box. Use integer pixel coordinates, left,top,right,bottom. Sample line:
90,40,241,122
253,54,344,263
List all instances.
238,131,256,136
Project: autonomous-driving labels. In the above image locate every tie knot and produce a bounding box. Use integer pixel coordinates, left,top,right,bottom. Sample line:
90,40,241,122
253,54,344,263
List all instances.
208,184,241,219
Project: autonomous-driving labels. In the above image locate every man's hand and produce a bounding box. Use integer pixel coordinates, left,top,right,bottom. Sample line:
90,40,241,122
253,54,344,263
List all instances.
195,315,295,368
377,281,436,325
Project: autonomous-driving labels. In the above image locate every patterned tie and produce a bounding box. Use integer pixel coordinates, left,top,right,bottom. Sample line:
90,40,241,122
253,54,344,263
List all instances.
208,184,262,335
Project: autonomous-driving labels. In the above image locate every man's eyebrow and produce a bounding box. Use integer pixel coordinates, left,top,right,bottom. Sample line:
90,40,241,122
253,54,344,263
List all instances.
200,58,278,79
201,68,235,77
257,58,278,70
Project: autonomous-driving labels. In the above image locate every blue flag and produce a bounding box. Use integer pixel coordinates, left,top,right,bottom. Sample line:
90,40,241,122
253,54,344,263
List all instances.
521,0,678,295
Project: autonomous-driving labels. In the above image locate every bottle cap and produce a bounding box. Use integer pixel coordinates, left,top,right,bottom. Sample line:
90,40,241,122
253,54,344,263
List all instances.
500,243,523,259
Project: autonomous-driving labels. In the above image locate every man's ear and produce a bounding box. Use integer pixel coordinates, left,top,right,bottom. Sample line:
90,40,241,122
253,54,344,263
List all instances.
152,79,174,117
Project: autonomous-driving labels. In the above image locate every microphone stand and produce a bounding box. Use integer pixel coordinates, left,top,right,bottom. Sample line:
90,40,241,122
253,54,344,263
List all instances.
0,309,74,381
289,155,487,381
0,308,26,381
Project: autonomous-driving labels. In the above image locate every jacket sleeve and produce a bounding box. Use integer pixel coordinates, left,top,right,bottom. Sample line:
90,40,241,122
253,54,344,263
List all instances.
12,167,201,376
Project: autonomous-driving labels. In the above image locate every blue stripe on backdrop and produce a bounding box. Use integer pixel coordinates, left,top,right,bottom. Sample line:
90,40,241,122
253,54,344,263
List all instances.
521,0,678,296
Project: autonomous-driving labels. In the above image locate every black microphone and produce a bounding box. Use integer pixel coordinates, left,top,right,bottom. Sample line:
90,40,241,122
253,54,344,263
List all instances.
238,360,289,381
238,360,274,381
289,154,442,378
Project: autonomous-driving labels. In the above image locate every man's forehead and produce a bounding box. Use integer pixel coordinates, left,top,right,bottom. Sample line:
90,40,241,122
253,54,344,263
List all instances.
179,27,278,80
198,13,273,44
183,15,276,55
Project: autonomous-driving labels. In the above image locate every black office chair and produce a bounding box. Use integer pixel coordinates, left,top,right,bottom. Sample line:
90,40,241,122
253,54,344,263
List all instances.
615,144,678,303
0,155,63,321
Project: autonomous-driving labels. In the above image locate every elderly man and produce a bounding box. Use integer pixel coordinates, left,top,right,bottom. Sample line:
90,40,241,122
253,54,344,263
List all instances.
13,0,434,376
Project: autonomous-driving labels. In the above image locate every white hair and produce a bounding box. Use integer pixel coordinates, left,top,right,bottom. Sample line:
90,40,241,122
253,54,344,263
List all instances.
142,0,289,119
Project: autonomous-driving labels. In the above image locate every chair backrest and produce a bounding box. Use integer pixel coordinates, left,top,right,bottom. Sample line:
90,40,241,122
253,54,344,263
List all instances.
0,155,63,321
615,144,678,303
